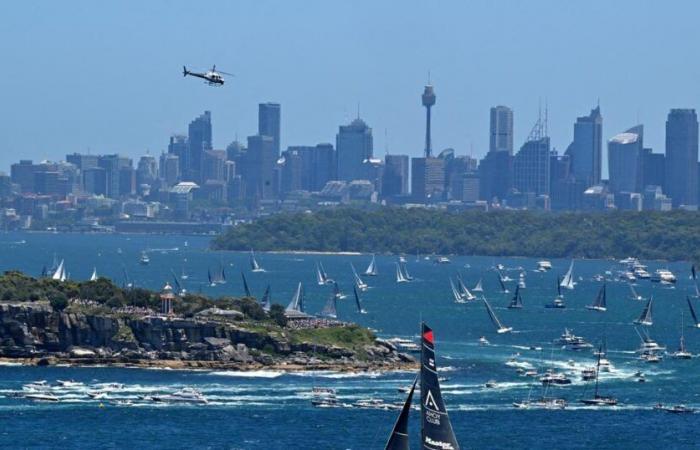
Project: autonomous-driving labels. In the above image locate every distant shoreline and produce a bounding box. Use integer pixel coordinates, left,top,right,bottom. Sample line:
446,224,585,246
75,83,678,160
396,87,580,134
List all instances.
0,356,416,374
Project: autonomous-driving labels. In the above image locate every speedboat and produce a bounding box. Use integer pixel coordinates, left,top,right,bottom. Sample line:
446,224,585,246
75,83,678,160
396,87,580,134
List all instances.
580,396,618,406
23,380,49,391
581,367,597,381
434,256,451,264
484,380,498,389
634,267,651,279
536,261,552,272
139,251,150,265
387,337,420,353
24,392,59,402
654,403,695,414
556,329,592,350
540,370,572,385
640,352,662,363
478,336,490,346
151,388,208,404
56,380,84,388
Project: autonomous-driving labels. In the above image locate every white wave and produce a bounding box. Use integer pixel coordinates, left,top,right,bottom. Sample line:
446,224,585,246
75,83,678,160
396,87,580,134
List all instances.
289,371,384,379
208,370,285,378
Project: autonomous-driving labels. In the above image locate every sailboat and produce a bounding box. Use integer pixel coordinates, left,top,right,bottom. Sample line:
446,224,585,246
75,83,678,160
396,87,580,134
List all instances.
315,262,333,285
170,269,186,295
472,277,483,292
52,259,65,281
482,297,512,333
353,286,367,314
497,273,509,294
384,323,460,450
260,285,272,312
396,263,409,283
580,344,618,406
560,260,576,290
89,267,98,282
456,275,476,300
449,278,465,303
249,250,265,272
628,284,644,301
364,254,378,277
586,284,607,311
320,290,338,319
384,378,416,450
545,276,565,308
285,282,306,316
180,265,188,280
400,261,413,281
508,285,523,309
332,281,346,300
122,266,133,289
139,251,150,265
687,297,700,328
633,296,653,326
351,263,368,291
672,313,692,359
209,262,226,285
241,272,252,297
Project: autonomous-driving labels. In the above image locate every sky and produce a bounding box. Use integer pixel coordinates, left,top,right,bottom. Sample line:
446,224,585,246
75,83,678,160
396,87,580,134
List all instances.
2,0,700,176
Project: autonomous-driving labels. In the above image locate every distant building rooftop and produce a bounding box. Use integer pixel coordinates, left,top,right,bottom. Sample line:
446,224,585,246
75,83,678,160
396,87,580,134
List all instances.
170,182,199,194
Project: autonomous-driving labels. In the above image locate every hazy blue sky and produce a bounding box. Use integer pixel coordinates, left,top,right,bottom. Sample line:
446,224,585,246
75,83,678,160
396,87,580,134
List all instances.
2,1,699,175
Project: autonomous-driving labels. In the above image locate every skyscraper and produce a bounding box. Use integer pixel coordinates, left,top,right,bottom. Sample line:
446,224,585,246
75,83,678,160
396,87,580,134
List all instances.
245,135,277,200
336,118,373,181
608,125,644,194
422,84,436,157
489,106,514,155
411,157,445,203
187,111,212,182
513,118,551,197
382,154,409,198
168,135,188,179
565,106,602,185
259,103,281,156
665,109,699,208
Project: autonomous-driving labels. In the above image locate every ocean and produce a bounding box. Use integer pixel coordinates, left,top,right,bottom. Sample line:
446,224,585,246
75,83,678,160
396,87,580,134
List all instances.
0,231,698,449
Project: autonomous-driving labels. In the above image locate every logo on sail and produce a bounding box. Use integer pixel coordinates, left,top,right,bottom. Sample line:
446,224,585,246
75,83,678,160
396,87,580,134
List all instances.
425,389,440,411
424,436,455,450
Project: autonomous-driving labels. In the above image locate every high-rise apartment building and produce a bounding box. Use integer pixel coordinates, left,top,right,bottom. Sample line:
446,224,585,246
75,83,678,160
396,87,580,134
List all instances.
489,106,514,154
665,109,698,208
565,106,602,185
258,103,281,156
336,118,373,181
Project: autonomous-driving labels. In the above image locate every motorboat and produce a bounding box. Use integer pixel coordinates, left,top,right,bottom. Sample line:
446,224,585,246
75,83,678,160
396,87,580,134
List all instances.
24,392,59,402
654,404,695,414
581,367,597,381
478,336,490,346
556,328,592,350
387,337,420,354
150,388,208,404
651,269,676,284
56,380,84,388
484,380,498,389
640,352,662,363
139,251,150,265
434,256,451,264
536,260,552,272
540,370,572,385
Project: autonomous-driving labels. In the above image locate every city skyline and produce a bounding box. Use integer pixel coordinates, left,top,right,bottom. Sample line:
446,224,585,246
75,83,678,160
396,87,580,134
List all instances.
3,1,700,174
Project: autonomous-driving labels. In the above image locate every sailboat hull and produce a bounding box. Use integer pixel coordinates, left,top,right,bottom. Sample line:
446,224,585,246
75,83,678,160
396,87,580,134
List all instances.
586,306,606,312
497,327,513,334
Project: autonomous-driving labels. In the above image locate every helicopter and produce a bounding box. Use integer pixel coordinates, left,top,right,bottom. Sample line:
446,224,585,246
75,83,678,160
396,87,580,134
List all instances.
182,65,233,86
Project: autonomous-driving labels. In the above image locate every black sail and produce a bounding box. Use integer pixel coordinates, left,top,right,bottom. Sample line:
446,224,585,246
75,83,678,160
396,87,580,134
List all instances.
421,323,460,450
385,378,417,450
241,272,251,297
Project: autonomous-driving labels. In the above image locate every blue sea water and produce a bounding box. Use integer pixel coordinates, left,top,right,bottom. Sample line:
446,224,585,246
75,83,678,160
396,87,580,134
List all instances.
0,231,699,449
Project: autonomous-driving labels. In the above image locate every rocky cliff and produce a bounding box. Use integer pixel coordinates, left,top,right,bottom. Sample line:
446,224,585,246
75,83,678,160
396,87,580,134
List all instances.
0,302,413,371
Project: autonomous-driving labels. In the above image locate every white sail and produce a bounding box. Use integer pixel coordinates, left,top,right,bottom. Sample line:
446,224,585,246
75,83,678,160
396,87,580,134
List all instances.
450,278,465,303
456,276,475,300
400,262,413,280
250,250,264,272
315,263,325,285
396,263,408,283
473,278,483,292
482,297,512,333
364,254,378,276
286,282,304,312
52,260,65,281
90,267,98,281
351,263,368,291
560,260,575,290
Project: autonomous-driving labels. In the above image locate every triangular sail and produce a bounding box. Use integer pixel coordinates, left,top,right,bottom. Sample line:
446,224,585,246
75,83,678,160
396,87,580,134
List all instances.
90,267,98,282
241,272,251,297
384,378,417,450
498,273,508,293
508,285,523,308
629,284,641,300
333,282,342,299
556,276,562,297
693,264,697,281
473,278,483,292
286,282,304,312
396,263,407,283
351,263,367,290
456,275,474,300
261,285,271,311
634,296,653,326
560,260,575,290
687,296,700,326
450,278,464,303
52,260,64,281
365,254,378,276
420,323,460,450
400,262,413,280
170,269,182,292
353,286,366,314
321,291,337,319
315,263,326,285
249,250,263,272
483,297,510,333
588,284,607,310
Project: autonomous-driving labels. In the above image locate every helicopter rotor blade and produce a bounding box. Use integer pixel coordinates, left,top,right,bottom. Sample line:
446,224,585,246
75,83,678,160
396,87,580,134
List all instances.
218,71,235,76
